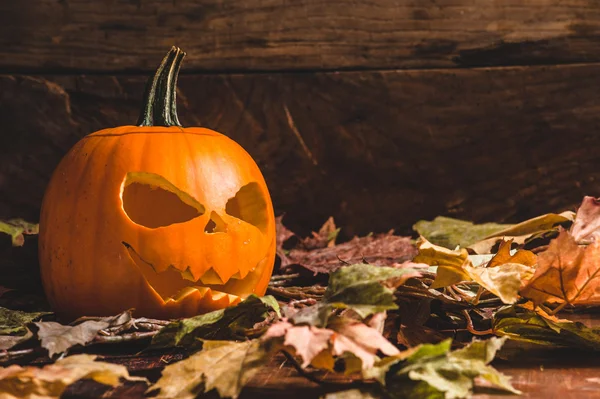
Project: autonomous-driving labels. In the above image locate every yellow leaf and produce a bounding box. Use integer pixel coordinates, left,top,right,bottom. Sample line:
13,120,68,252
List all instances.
465,263,534,304
487,239,537,268
414,237,472,288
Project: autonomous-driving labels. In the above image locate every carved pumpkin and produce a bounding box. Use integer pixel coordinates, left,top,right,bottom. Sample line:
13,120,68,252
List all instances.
39,47,276,320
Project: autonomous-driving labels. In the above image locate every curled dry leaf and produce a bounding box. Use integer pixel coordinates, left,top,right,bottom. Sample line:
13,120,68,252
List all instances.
0,354,146,399
150,339,269,399
520,229,600,307
414,237,470,288
468,211,575,254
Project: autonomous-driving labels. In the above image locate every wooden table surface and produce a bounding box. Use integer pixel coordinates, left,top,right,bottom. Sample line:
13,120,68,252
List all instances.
52,312,600,399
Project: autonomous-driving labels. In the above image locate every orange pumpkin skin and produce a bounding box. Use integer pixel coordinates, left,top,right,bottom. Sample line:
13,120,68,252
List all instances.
38,49,276,320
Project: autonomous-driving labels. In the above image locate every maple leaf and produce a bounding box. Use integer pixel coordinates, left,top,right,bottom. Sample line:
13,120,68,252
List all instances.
520,229,600,307
262,317,399,372
0,354,146,399
150,339,269,399
571,196,600,243
301,217,340,249
151,295,280,349
0,219,39,247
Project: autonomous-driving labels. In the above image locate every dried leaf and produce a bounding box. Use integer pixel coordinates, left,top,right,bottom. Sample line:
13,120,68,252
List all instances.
0,219,39,247
150,339,269,399
376,338,519,399
151,295,280,349
493,305,600,349
0,354,146,399
301,217,340,249
325,264,421,319
283,233,417,275
469,212,575,254
520,229,600,306
262,317,399,371
464,263,534,305
414,237,471,288
0,307,50,335
0,329,33,350
413,216,511,249
571,196,600,243
487,239,537,268
35,320,109,357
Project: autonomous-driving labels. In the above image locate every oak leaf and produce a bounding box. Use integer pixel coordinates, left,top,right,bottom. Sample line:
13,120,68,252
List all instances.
520,229,600,306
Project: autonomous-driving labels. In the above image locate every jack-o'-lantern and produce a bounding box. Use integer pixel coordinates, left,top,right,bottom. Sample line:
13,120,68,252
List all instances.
38,47,276,320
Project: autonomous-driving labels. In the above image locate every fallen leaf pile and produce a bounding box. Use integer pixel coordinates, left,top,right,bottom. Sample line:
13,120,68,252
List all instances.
3,196,600,398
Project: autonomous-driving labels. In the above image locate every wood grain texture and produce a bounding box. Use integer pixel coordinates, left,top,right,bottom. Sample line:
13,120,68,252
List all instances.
1,0,600,72
2,64,600,237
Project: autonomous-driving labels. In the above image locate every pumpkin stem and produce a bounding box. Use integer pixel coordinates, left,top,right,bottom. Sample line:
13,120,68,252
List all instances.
137,46,186,127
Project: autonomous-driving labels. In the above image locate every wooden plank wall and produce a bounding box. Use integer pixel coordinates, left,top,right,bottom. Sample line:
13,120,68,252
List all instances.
2,0,600,237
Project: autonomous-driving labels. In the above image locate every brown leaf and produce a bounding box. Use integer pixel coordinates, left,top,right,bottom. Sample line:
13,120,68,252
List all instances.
150,340,269,399
487,239,537,268
262,317,399,371
283,233,417,276
571,196,600,243
300,217,340,250
520,229,600,306
0,354,145,399
35,320,110,357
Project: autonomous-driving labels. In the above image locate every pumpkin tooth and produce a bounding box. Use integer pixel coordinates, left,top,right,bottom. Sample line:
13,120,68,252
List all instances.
198,268,227,285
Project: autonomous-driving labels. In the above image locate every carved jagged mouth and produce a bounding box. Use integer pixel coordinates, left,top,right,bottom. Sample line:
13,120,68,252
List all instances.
122,241,247,304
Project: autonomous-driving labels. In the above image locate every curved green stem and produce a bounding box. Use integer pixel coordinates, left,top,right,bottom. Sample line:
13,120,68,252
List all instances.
137,46,186,127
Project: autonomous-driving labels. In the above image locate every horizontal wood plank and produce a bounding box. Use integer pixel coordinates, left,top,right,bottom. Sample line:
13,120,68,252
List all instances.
2,64,600,236
1,0,600,72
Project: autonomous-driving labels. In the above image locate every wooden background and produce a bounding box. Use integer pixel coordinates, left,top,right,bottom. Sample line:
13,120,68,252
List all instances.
2,0,600,237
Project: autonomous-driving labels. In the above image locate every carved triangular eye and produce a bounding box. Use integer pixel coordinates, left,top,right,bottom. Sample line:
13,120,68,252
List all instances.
121,172,205,228
225,182,268,232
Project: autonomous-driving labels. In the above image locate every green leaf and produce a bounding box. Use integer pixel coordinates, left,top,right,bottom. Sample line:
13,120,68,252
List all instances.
291,264,421,327
150,339,270,399
0,219,39,247
325,264,421,317
151,295,280,349
493,305,600,349
413,216,511,249
0,307,50,335
390,337,519,399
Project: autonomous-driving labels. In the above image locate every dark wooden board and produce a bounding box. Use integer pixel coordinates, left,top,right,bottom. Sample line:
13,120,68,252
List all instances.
3,64,600,237
2,0,600,72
